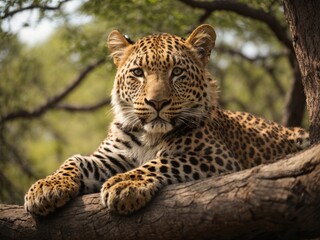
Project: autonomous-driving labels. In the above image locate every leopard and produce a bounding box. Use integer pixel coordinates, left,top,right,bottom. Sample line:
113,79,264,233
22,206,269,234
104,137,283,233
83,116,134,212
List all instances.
24,24,310,216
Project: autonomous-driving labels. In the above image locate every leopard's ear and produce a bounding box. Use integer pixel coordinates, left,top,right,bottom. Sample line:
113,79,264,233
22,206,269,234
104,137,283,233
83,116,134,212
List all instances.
107,30,132,66
186,24,216,66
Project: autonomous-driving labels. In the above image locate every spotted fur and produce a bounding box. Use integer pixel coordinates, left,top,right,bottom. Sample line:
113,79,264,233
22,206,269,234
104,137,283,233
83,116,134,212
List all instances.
24,24,309,216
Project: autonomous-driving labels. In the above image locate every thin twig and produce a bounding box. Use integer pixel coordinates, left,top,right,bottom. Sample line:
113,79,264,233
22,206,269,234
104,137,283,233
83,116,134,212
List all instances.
54,98,111,112
1,0,71,20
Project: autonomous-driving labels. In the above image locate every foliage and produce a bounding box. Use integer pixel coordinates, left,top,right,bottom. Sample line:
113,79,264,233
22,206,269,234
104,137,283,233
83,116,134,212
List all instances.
0,0,304,204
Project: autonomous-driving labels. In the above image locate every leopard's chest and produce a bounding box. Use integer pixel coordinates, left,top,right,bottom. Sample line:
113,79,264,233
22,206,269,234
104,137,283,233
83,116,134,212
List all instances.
130,145,163,166
114,124,189,166
127,133,169,166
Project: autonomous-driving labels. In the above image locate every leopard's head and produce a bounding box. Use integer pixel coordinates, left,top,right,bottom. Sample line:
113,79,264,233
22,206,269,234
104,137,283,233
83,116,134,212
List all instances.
108,24,217,134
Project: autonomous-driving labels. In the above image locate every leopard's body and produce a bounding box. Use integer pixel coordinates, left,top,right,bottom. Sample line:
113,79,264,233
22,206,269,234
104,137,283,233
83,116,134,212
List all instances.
25,25,309,216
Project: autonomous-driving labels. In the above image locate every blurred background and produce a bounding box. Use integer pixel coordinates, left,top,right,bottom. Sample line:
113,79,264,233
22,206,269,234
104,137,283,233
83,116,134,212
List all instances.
0,0,307,204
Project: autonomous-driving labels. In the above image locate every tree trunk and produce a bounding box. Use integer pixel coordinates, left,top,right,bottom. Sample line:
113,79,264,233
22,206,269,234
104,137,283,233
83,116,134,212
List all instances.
1,144,320,240
283,0,320,143
282,56,306,127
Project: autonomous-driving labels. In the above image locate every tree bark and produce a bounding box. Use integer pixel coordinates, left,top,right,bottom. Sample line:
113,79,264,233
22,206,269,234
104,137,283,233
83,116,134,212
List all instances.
283,0,320,143
1,144,320,240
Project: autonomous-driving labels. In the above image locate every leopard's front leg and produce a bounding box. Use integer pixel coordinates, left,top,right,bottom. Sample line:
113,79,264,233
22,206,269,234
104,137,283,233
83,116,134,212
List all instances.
24,157,82,216
24,153,133,216
24,124,139,216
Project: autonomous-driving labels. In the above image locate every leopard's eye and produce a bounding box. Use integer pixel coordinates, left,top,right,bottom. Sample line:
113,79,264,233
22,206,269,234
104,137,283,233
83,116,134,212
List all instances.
172,67,183,76
131,68,144,77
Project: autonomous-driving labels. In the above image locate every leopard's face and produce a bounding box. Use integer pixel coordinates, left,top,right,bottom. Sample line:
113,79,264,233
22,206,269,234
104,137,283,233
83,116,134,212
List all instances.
108,25,216,134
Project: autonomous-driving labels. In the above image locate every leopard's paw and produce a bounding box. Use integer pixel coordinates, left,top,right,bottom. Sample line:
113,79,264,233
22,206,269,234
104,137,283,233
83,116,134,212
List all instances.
101,173,160,215
24,175,79,216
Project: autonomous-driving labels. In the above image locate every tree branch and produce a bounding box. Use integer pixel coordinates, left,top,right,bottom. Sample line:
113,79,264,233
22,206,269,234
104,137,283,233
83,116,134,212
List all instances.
265,65,286,96
54,98,111,112
282,63,306,127
0,0,71,20
198,10,212,24
1,145,320,240
0,58,106,124
179,0,293,50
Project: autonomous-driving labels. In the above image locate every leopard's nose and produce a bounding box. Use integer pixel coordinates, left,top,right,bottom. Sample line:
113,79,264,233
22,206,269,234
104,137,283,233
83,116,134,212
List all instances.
144,98,172,111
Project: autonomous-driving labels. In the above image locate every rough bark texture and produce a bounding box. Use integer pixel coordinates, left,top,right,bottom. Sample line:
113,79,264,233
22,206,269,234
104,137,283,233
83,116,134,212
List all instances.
283,0,320,143
1,144,320,240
